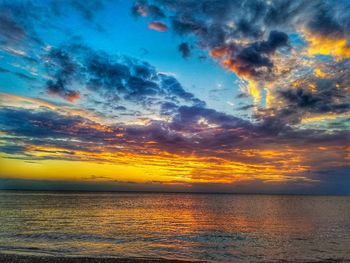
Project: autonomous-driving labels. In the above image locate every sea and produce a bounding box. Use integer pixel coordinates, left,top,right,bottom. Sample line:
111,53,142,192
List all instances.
0,191,349,262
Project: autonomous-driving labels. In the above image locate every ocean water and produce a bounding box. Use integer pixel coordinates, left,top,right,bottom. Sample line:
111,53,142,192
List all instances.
0,191,349,262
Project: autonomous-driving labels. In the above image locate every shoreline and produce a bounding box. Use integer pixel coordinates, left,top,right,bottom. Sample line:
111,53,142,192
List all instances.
0,253,202,263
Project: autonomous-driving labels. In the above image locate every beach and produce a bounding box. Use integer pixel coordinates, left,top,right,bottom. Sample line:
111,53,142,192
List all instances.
0,254,200,263
1,253,347,263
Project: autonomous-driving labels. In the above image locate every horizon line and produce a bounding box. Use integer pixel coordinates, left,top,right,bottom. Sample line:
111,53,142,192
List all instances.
1,189,349,197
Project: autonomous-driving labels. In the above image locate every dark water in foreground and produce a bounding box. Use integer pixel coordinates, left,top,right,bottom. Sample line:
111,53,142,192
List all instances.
0,191,349,262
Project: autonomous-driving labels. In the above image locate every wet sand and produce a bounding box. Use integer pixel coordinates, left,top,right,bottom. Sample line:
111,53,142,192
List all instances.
0,254,202,263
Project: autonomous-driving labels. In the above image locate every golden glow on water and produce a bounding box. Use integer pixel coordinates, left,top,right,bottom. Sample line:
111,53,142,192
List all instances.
0,192,349,262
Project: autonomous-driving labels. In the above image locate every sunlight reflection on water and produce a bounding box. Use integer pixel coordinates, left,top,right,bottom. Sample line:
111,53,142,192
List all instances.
0,192,349,262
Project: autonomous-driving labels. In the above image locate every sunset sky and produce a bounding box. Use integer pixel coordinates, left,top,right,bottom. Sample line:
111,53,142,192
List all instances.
0,0,349,194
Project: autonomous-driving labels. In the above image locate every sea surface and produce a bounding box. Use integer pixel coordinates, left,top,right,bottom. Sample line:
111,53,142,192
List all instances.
0,191,349,262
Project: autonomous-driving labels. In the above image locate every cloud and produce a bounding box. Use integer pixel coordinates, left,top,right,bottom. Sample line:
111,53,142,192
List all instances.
261,59,350,126
279,87,350,115
67,0,109,21
148,21,168,32
211,30,289,79
1,101,348,161
133,0,350,123
305,1,349,38
171,105,251,131
0,15,25,43
46,79,81,102
0,1,41,44
0,104,249,158
178,42,191,59
132,1,165,18
0,0,106,45
1,96,349,189
0,0,349,192
115,106,127,111
43,43,205,111
44,47,81,102
0,145,27,155
237,104,255,111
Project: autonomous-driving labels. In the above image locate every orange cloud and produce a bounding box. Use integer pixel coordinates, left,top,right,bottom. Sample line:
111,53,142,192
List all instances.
148,21,168,32
64,91,81,102
210,46,231,58
210,47,263,106
305,33,350,60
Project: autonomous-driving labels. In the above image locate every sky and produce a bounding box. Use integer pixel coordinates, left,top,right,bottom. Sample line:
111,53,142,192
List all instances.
0,0,349,194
